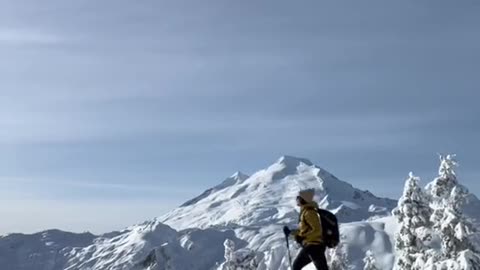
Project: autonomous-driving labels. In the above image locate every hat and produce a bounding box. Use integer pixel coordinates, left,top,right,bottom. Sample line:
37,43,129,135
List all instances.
298,189,315,203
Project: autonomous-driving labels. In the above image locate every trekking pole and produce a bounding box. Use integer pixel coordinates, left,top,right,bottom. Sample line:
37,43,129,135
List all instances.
284,233,293,269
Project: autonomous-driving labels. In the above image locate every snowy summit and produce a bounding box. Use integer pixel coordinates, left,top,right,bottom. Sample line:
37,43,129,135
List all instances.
161,155,397,230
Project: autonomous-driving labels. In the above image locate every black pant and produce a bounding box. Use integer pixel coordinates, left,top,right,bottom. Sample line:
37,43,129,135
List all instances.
293,244,329,270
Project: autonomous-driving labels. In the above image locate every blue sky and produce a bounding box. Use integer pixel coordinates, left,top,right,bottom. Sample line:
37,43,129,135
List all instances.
0,0,479,234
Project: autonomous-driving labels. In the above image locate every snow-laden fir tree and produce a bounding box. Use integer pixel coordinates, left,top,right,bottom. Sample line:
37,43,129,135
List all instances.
329,244,350,270
424,250,480,270
413,249,442,270
393,172,432,270
363,250,378,270
425,155,480,270
428,154,459,231
223,239,236,267
220,239,258,270
457,250,480,270
432,186,480,269
428,155,473,257
440,186,472,256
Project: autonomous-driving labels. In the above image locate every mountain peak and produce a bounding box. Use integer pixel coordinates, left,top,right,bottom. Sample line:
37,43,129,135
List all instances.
167,156,398,229
220,171,249,187
230,171,249,181
276,155,313,167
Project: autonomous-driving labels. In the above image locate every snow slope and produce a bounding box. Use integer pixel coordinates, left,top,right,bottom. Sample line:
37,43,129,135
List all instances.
223,217,399,270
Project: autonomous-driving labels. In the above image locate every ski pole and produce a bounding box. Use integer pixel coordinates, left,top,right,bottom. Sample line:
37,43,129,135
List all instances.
285,233,293,269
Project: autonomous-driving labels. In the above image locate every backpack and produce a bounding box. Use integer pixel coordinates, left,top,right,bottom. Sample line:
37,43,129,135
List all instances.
317,209,340,248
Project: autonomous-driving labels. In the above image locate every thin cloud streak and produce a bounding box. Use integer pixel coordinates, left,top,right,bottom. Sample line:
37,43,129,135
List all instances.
0,28,63,44
0,176,201,198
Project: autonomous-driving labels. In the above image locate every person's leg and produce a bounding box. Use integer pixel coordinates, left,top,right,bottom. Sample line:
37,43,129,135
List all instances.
292,247,312,270
306,245,329,270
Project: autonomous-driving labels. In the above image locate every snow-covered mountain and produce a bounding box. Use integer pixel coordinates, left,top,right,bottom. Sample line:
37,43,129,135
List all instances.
1,155,479,270
159,156,397,230
0,221,245,270
0,230,95,270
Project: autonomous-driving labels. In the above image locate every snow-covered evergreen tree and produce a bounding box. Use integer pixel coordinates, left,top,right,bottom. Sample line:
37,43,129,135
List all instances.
329,245,350,270
220,239,258,270
393,172,432,270
363,250,378,270
424,251,480,270
426,155,480,270
223,239,236,267
429,154,459,231
418,249,442,270
457,250,480,270
439,186,472,257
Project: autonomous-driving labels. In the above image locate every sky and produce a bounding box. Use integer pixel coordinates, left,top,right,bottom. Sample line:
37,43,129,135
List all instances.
0,0,479,235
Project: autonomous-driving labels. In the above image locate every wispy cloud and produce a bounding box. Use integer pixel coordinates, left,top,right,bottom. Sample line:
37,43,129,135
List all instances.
0,94,446,146
0,28,62,45
0,176,200,200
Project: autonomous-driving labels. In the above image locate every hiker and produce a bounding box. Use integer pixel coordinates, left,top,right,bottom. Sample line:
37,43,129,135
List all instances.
283,189,329,270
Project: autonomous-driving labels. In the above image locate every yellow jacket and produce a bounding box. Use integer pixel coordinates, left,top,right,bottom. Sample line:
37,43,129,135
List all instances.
292,202,323,246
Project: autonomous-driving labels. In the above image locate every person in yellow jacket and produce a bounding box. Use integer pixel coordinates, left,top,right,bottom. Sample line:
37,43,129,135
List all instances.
283,189,329,270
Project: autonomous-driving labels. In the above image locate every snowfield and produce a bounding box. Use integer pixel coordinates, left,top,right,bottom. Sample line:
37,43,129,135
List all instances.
1,156,479,270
